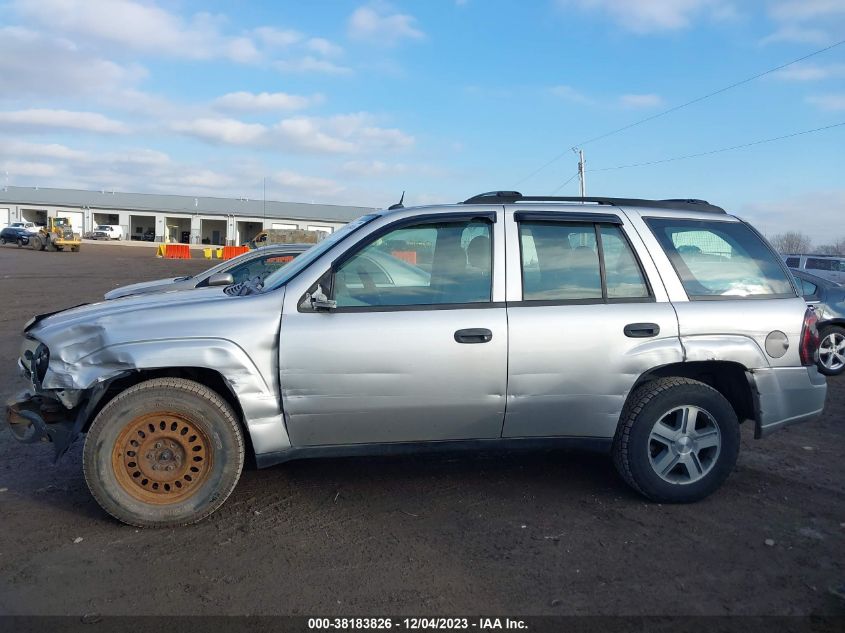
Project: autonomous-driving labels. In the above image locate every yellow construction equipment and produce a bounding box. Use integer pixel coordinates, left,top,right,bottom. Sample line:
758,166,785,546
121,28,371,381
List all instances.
29,217,82,252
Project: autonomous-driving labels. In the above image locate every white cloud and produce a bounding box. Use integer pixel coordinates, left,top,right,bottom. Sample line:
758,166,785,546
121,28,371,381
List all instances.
0,109,128,134
549,85,592,103
214,91,324,112
341,160,410,177
253,26,303,48
773,63,845,81
273,118,357,153
0,160,61,178
171,118,267,145
761,1,845,45
12,0,265,63
0,26,146,99
348,4,425,45
557,0,735,34
769,0,845,21
172,113,414,155
2,139,89,161
275,57,353,75
272,170,345,197
806,94,845,110
307,37,344,57
619,93,665,108
741,190,845,243
760,26,834,45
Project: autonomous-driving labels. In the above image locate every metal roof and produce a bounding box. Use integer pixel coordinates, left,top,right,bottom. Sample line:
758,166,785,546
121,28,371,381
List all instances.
0,186,374,223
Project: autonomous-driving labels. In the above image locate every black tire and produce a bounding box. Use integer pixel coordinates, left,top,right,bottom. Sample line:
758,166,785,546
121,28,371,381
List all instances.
817,325,845,376
30,236,42,251
83,378,245,527
0,237,5,245
17,238,24,248
612,377,740,503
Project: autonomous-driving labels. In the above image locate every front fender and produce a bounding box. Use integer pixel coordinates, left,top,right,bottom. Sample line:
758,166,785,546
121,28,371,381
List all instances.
45,338,290,455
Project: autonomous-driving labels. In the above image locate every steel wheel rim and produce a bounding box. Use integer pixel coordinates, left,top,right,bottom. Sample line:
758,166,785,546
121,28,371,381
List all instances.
648,406,721,485
819,332,845,371
112,413,212,504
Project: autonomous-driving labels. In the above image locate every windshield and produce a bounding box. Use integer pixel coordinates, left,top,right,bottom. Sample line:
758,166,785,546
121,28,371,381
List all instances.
96,225,110,230
261,213,381,291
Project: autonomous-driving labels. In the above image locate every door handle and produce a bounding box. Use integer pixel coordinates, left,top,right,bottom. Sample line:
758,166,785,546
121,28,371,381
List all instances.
454,328,493,344
624,323,660,338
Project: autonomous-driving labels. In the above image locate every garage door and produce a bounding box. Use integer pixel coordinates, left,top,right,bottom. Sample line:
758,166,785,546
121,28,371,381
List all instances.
56,210,84,233
0,208,9,229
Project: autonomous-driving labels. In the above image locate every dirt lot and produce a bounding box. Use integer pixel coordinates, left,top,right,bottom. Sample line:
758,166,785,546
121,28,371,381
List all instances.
0,243,842,617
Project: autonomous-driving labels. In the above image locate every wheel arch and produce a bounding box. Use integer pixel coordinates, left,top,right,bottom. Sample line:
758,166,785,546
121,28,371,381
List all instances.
86,367,255,462
626,361,756,429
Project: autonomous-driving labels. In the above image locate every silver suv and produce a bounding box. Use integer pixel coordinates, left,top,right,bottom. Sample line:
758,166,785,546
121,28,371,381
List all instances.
7,192,827,527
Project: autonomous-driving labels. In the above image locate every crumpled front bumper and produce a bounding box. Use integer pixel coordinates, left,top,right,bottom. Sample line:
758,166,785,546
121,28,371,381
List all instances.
6,390,75,447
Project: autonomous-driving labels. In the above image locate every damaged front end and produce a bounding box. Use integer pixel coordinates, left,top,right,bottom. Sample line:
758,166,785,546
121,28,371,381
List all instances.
7,334,119,461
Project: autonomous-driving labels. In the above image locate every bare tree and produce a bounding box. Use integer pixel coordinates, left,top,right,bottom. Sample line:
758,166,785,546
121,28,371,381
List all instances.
769,231,813,254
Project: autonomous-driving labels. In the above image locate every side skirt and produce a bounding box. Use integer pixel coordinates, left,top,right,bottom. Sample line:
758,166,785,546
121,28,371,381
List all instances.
255,436,612,469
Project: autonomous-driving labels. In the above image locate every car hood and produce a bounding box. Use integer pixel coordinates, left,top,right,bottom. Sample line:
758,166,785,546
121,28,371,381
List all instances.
30,286,229,336
104,277,188,300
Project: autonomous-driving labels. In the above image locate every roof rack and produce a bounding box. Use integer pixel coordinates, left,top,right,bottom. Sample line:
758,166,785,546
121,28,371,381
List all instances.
460,191,726,214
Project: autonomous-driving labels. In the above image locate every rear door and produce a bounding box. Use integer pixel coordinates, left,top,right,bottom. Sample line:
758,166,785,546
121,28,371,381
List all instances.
502,207,682,439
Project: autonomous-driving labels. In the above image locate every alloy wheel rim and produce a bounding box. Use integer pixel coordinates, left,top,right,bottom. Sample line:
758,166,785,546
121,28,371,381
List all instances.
819,333,845,371
648,406,721,485
112,413,212,504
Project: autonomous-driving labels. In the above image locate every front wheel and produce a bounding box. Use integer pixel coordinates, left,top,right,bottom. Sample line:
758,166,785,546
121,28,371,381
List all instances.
817,325,845,376
29,236,43,250
83,378,245,527
613,377,740,503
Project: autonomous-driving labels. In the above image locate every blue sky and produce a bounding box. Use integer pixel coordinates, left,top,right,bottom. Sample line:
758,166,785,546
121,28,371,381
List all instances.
0,0,843,240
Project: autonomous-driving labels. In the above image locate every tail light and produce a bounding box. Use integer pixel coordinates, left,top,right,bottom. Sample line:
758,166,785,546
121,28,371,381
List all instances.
799,308,820,366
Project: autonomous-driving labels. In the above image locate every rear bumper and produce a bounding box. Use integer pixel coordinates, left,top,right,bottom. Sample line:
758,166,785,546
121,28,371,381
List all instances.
750,366,827,438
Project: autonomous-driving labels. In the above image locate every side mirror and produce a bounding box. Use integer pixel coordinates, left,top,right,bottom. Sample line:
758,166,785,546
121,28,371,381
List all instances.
208,272,235,287
309,285,337,311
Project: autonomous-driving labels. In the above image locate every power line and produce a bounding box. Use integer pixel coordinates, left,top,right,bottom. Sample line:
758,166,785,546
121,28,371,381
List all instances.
588,121,845,172
515,37,845,185
550,171,579,195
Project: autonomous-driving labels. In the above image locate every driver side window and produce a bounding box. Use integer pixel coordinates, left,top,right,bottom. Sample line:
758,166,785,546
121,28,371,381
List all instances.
333,220,492,308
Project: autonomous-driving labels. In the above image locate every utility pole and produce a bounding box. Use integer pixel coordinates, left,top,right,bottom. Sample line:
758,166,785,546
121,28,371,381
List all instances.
574,147,586,197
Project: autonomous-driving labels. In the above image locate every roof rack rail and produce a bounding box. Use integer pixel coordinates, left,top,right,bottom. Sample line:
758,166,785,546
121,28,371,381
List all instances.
460,191,726,214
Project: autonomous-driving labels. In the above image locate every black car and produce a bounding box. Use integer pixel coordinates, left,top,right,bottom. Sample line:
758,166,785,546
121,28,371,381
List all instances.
0,226,31,247
791,268,845,376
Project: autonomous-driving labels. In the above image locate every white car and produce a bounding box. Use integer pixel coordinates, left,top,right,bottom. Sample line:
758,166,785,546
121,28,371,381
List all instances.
8,222,40,234
93,225,124,240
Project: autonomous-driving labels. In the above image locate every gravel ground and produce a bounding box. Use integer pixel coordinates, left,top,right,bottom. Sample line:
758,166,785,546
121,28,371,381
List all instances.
0,243,843,616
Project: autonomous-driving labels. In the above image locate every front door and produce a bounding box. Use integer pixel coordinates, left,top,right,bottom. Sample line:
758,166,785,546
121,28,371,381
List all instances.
279,213,508,446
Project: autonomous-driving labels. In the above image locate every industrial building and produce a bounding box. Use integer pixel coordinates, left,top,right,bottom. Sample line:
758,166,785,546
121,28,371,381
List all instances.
0,186,373,245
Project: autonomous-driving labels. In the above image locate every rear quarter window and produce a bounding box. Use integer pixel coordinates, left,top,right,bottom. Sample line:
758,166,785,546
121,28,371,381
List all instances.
646,218,796,300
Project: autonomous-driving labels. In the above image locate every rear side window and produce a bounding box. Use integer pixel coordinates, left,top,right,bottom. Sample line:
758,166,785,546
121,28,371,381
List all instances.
646,218,795,299
519,222,650,301
785,257,800,268
806,257,843,272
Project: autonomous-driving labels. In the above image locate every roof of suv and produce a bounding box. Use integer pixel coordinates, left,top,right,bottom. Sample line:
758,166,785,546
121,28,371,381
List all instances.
459,191,726,214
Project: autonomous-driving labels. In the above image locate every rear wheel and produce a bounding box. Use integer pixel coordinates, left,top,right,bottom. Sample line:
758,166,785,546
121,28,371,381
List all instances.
83,378,245,527
817,325,845,376
613,377,740,503
29,235,42,251
0,237,6,245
